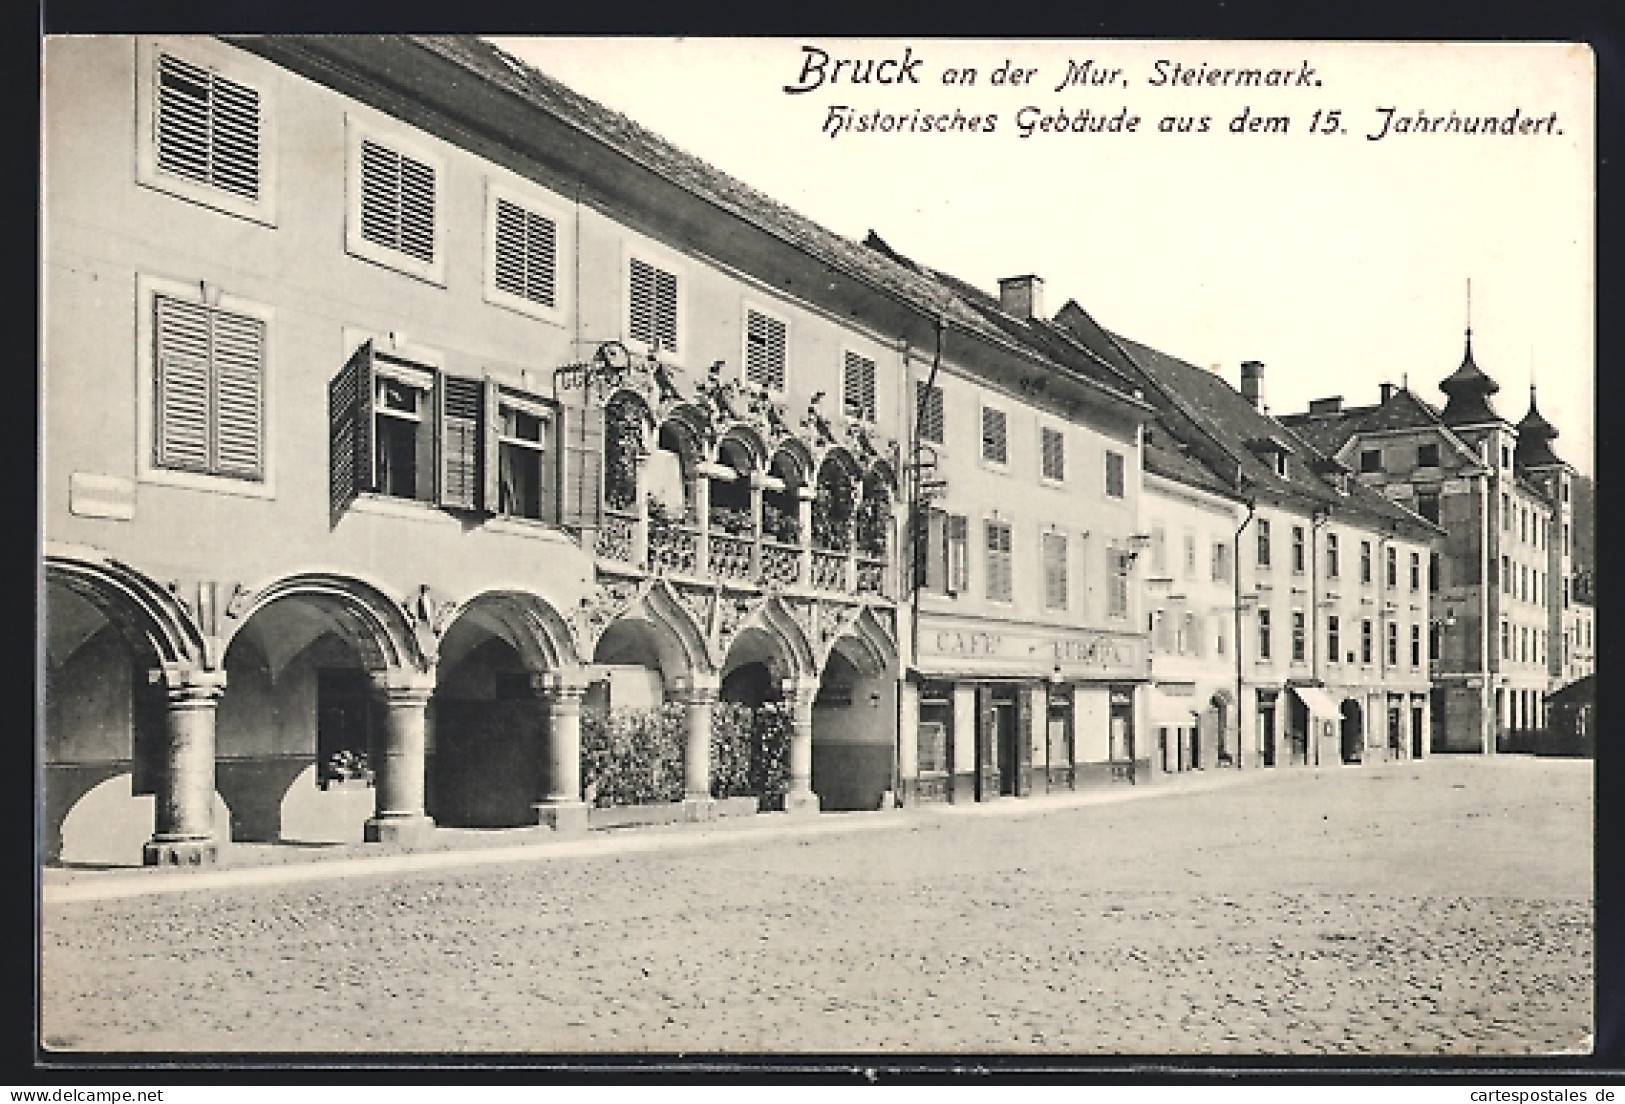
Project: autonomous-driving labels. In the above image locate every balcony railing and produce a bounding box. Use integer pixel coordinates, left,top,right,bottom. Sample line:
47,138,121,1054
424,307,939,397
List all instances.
708,532,755,582
759,540,803,587
810,550,849,593
649,523,700,576
596,509,639,565
856,556,888,598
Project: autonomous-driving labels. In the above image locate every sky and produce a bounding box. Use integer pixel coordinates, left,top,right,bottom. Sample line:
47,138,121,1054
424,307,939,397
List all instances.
497,38,1595,475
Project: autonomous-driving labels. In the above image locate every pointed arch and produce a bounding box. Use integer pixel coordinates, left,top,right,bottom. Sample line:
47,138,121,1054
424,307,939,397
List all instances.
437,588,581,674
769,439,814,488
715,423,769,473
593,577,714,681
723,596,816,682
820,603,899,678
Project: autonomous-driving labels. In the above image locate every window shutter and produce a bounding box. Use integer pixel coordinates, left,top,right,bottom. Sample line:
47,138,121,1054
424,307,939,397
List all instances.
746,310,787,391
494,199,558,307
981,408,1008,464
360,140,436,264
629,258,679,355
329,341,375,526
920,509,946,593
947,514,969,593
1041,427,1065,481
153,296,212,473
481,382,502,515
438,374,484,511
843,352,876,422
156,53,260,201
210,309,264,478
1043,533,1068,610
917,381,944,444
560,402,604,530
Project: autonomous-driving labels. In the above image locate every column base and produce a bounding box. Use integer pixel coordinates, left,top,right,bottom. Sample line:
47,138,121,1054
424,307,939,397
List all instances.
364,813,435,845
143,836,218,866
533,800,590,836
785,790,821,816
683,796,717,823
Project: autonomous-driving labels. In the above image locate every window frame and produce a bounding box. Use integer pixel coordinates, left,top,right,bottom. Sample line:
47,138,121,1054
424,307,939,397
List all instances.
623,244,687,365
135,37,278,227
1416,442,1440,468
1104,449,1126,499
482,177,572,326
1327,615,1341,664
1290,609,1306,664
741,300,790,394
344,114,447,286
1291,525,1305,574
135,272,276,499
1257,517,1272,568
984,518,1015,603
1041,529,1069,612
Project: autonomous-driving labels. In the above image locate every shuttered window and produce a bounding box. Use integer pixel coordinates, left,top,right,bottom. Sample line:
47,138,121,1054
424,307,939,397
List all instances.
981,407,1008,465
1105,449,1125,498
843,352,876,422
947,514,970,594
985,521,1013,602
1108,549,1130,618
629,258,679,356
359,139,437,264
1212,541,1231,583
745,309,788,391
1150,527,1167,575
916,381,944,444
1042,532,1068,611
153,295,264,481
438,376,485,511
492,198,558,308
1040,426,1065,481
155,53,260,201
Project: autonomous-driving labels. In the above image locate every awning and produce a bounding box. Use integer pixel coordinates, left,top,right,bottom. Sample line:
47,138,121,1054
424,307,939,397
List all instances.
1289,685,1344,719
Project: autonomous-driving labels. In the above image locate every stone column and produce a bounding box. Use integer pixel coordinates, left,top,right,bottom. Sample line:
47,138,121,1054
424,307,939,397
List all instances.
534,670,590,835
692,476,711,576
365,673,436,844
796,485,816,584
144,666,227,866
672,675,719,820
782,677,821,815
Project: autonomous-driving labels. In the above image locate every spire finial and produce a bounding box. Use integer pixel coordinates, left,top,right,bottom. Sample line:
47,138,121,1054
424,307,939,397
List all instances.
1466,277,1473,334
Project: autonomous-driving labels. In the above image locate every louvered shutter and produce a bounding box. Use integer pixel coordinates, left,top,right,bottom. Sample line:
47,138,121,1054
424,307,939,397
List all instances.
211,309,264,478
948,514,970,593
916,381,944,444
1043,533,1068,610
746,310,787,391
560,402,604,530
482,382,502,515
1041,427,1065,481
922,509,946,593
494,199,558,307
843,352,875,422
438,375,484,511
360,140,436,264
629,258,679,355
155,54,260,201
981,407,1007,464
329,341,375,526
154,296,211,473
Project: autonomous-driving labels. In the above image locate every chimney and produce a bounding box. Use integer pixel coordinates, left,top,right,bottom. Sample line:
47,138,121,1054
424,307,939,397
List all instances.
1380,382,1394,403
1308,396,1344,415
1240,361,1265,409
998,275,1045,320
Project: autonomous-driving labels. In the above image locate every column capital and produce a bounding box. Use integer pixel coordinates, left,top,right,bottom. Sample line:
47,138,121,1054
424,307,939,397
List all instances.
667,674,720,701
370,669,437,705
779,677,819,707
149,665,227,704
533,668,591,700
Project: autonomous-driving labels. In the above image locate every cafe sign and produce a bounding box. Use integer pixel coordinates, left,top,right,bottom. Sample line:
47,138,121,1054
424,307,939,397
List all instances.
918,616,1145,679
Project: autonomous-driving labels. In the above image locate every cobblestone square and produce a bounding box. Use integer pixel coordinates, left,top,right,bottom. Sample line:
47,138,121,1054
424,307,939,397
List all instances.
40,757,1591,1056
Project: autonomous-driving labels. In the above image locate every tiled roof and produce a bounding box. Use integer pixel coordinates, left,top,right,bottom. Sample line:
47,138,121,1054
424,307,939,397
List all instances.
1279,388,1448,453
410,37,1010,349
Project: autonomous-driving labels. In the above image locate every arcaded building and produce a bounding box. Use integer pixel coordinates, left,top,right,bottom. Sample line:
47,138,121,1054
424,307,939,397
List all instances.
43,35,919,865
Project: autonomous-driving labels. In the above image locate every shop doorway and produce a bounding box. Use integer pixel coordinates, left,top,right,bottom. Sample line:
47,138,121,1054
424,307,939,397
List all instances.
977,686,1020,799
1259,692,1278,767
1340,699,1363,763
1411,702,1425,759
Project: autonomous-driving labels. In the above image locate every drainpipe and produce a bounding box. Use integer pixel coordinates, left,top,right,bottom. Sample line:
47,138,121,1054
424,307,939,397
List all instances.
1233,498,1257,768
1310,505,1332,766
905,318,946,800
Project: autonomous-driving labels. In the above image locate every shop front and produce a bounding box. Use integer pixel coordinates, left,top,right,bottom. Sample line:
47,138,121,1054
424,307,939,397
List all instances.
906,615,1148,802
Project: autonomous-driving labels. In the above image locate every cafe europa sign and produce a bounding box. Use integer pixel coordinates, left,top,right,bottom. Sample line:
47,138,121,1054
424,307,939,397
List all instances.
919,619,1145,679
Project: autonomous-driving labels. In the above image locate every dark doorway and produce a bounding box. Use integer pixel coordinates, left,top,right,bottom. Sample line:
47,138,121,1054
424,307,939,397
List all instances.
1340,699,1363,764
316,668,374,789
1411,703,1425,758
976,686,1020,799
1045,685,1075,792
1109,684,1136,782
1259,692,1278,767
1387,701,1403,759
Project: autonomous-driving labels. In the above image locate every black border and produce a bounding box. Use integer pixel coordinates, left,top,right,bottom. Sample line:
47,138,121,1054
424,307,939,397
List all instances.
27,0,1624,1086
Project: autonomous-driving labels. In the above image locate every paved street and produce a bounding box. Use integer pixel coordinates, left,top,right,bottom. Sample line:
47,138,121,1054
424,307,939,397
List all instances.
40,757,1591,1056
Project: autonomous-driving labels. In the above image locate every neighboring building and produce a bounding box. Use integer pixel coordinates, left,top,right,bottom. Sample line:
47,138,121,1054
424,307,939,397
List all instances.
1281,324,1586,753
858,241,1156,801
1057,311,1442,771
43,35,930,865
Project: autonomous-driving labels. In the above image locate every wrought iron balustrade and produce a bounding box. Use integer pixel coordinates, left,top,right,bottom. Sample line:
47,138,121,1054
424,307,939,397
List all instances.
759,540,803,587
595,509,639,564
708,532,755,582
811,550,849,593
648,523,700,576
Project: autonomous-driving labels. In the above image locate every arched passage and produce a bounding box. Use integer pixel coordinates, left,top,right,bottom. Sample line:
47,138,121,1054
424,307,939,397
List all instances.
43,550,216,866
428,591,579,829
214,573,425,846
810,611,898,812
